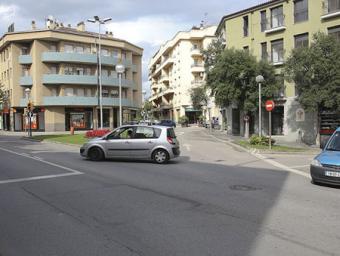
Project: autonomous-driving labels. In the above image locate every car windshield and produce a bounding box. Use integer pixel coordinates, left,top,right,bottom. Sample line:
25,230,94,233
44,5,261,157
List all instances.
326,131,340,151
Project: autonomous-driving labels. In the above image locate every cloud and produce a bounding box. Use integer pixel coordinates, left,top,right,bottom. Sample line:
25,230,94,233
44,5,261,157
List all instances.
106,15,191,46
0,4,17,24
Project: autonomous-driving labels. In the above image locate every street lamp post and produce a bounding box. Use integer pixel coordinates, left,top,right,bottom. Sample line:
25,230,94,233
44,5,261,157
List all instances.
87,16,112,129
256,75,264,136
116,64,125,127
25,88,32,137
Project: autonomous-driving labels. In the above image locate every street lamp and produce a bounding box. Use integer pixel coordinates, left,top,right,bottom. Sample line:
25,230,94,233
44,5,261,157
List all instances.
87,16,112,129
25,88,32,137
116,64,125,127
256,75,264,136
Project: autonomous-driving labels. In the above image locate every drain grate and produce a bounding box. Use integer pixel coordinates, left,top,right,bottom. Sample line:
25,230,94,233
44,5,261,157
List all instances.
229,185,262,191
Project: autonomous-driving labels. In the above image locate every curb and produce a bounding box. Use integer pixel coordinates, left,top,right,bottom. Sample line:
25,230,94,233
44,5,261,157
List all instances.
204,130,311,179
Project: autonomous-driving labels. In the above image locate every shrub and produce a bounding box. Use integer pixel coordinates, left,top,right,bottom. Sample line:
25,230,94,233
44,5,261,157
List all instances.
85,129,111,138
178,116,189,125
249,135,276,146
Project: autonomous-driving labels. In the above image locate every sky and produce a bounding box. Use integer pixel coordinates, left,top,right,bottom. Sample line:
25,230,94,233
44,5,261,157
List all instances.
0,0,265,97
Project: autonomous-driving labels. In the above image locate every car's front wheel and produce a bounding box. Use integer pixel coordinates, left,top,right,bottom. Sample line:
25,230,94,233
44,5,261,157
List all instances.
152,149,169,164
88,147,104,161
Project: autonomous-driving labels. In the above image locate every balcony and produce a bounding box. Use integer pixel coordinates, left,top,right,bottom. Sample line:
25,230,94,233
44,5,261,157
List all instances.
41,52,133,68
41,96,133,107
18,55,32,64
191,80,204,86
20,76,33,86
321,0,340,20
42,74,135,88
191,63,205,73
191,47,203,57
264,14,286,34
160,75,170,83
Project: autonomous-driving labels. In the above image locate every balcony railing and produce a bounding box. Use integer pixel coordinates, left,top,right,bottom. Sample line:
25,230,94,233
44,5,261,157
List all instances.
20,76,33,86
191,63,204,68
264,14,286,34
18,55,32,64
321,0,340,19
41,52,133,67
42,74,135,88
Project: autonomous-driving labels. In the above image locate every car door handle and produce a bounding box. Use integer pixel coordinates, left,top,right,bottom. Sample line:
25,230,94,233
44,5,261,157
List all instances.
148,141,153,144
125,141,130,144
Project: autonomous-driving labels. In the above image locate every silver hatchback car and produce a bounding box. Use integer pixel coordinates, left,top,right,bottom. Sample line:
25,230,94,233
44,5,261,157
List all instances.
80,125,180,164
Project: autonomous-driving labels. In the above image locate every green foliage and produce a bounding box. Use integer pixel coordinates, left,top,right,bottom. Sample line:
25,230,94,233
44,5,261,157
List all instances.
143,100,153,112
285,32,340,112
202,39,225,70
190,86,208,110
249,135,276,146
206,48,281,111
178,116,189,125
0,84,5,105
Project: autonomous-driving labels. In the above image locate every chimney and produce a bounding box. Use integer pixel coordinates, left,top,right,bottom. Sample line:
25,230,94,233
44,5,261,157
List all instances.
46,15,56,29
31,20,36,30
108,31,113,38
77,21,85,31
67,24,71,28
60,22,64,27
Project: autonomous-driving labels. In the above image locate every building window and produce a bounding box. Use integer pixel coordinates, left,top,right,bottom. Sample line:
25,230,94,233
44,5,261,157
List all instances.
261,42,268,61
65,88,74,96
49,66,58,74
327,0,340,13
75,46,84,53
64,44,73,53
328,26,340,42
50,44,57,52
294,33,309,48
76,68,84,75
86,88,92,97
294,0,308,23
243,46,249,52
51,88,58,96
243,16,249,37
77,88,85,97
22,66,30,76
21,47,29,55
101,49,110,56
271,39,284,64
271,6,284,29
97,109,110,128
260,10,267,32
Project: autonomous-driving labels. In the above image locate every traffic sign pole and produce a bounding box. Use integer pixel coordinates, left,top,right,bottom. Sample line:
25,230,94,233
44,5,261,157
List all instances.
265,100,275,150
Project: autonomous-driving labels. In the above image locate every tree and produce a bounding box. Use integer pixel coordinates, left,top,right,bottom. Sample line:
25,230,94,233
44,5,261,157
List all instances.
285,33,340,113
206,48,280,112
202,39,225,70
190,86,208,110
0,84,5,107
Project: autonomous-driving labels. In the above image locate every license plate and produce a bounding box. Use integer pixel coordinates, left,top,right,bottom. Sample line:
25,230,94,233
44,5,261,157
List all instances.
325,171,340,177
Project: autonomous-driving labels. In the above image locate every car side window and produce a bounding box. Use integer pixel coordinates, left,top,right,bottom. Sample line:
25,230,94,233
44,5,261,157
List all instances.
134,127,156,139
107,127,133,140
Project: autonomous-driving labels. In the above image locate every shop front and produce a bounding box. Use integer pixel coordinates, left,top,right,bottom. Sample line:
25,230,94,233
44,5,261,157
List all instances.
65,108,93,131
13,108,46,132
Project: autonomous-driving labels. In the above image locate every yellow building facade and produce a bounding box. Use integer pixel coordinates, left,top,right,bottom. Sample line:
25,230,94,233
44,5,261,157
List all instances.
0,19,143,132
216,0,340,142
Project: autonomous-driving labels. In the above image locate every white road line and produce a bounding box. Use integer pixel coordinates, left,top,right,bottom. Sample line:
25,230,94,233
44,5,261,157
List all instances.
289,164,310,169
209,134,311,179
0,146,83,185
0,173,81,185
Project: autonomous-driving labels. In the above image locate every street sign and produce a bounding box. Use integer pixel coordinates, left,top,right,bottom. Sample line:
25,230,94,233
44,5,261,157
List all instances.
265,100,275,112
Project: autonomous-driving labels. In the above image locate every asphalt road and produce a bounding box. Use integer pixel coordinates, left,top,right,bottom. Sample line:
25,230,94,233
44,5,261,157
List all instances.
0,127,339,256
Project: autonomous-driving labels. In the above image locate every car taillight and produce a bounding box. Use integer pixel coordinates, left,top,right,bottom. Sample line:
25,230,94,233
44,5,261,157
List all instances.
167,136,175,145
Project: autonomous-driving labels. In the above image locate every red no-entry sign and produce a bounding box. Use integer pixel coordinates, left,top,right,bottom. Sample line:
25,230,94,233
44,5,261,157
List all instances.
265,100,275,112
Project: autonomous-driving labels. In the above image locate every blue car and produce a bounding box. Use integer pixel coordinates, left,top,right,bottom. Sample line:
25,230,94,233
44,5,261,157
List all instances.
310,127,340,186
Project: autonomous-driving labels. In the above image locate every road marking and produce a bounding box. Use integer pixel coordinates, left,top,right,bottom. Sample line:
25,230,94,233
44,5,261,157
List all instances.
208,134,311,179
0,146,83,185
289,164,310,169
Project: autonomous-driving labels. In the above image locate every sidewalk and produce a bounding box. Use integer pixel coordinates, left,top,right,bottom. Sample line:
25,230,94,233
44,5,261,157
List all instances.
203,127,320,176
0,130,87,137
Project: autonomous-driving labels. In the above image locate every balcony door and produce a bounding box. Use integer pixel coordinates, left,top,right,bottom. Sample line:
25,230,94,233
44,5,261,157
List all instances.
271,6,284,28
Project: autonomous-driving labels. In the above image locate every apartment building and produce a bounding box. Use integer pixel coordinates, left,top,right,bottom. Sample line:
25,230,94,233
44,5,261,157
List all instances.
216,0,340,143
148,25,219,124
0,19,143,132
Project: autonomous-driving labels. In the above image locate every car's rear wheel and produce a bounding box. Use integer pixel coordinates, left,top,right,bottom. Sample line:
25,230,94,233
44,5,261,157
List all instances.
152,149,169,164
88,147,104,161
